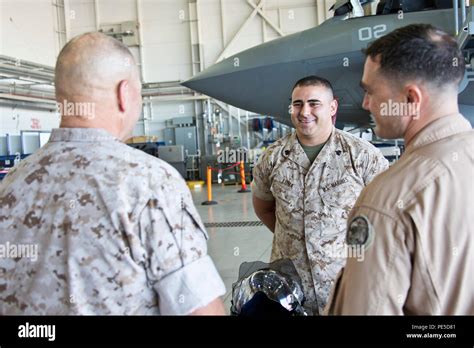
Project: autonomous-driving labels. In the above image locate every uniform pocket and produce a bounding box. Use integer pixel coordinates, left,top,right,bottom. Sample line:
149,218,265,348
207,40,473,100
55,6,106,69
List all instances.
270,179,295,206
319,179,360,209
318,179,362,238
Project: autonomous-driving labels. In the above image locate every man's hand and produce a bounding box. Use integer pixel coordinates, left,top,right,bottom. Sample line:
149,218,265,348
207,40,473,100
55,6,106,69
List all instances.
190,297,226,315
252,194,276,233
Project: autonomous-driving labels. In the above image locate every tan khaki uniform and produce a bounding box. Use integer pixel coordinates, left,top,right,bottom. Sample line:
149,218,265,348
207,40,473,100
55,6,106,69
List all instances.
252,128,388,314
326,114,474,315
0,128,225,315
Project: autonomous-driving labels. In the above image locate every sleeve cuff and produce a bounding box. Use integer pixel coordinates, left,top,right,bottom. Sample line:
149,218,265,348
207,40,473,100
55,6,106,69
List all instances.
155,255,226,315
251,181,275,201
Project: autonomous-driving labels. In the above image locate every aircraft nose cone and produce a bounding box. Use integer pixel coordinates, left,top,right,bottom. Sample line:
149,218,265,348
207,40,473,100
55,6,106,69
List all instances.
181,69,220,96
181,58,234,97
181,69,207,90
181,36,305,119
180,76,197,90
183,8,473,127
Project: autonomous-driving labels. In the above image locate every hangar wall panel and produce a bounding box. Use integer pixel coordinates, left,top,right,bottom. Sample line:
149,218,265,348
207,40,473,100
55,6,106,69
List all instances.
0,0,335,138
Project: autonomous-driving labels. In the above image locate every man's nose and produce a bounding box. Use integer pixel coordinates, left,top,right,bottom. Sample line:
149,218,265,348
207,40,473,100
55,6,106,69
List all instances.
301,102,311,116
362,94,369,111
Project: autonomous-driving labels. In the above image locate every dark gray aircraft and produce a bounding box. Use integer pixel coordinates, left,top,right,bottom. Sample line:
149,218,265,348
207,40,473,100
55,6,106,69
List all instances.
182,0,474,128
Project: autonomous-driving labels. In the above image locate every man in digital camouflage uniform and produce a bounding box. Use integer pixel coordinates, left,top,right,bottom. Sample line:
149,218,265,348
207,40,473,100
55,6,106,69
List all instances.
0,32,226,315
252,76,388,314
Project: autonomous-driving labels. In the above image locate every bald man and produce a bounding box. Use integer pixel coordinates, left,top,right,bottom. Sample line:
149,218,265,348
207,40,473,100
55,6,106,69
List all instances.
0,33,226,315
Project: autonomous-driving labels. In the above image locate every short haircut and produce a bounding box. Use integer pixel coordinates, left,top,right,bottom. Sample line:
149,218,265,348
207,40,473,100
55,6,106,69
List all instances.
364,24,465,87
55,32,138,91
57,32,134,65
292,75,334,97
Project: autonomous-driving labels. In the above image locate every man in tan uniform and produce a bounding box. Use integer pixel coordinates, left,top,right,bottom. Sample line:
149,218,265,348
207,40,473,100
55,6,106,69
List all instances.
252,76,388,314
326,24,474,315
0,33,226,315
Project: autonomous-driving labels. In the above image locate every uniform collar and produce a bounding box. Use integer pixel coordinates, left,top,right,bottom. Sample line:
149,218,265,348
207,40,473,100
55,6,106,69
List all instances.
405,114,472,154
282,128,335,170
49,128,120,143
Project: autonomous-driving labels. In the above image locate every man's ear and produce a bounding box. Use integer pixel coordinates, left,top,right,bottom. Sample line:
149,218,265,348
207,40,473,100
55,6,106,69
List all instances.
405,84,422,105
405,84,422,119
330,98,338,117
117,80,129,113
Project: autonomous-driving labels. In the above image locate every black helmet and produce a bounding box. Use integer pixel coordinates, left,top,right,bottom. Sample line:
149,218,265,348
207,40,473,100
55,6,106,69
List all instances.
231,259,308,317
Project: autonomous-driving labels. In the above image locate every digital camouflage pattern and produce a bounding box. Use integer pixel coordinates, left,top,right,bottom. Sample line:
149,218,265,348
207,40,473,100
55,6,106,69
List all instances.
0,128,225,315
252,129,388,314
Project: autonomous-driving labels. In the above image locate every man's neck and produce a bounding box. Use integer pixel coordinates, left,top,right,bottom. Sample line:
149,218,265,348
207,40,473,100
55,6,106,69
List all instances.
60,117,123,141
297,129,332,147
404,103,459,146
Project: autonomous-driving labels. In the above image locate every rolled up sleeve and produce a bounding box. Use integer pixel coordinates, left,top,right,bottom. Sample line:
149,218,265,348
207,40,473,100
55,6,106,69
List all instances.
155,255,226,315
360,148,389,185
138,187,225,315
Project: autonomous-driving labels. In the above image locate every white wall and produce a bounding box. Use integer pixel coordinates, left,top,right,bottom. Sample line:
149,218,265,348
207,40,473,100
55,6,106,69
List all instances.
0,0,59,65
140,0,192,81
0,0,335,138
0,106,60,135
0,0,62,137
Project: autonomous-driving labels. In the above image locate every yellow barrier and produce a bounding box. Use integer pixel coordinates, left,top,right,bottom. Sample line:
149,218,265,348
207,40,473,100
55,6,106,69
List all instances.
201,166,218,205
238,160,251,193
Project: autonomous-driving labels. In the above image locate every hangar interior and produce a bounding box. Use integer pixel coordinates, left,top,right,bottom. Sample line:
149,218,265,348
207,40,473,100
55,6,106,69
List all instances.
0,0,405,178
0,0,473,314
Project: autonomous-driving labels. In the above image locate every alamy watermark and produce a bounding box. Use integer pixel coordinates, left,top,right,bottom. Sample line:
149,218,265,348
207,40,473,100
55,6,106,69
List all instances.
18,322,55,341
380,99,420,120
0,242,38,262
323,242,365,262
217,147,249,163
56,99,96,119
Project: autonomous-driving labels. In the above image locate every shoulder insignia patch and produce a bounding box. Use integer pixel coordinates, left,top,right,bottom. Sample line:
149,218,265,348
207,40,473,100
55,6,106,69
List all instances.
346,215,374,249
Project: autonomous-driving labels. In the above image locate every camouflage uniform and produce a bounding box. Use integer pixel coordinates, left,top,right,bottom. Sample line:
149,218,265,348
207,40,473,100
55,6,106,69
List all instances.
0,128,225,315
252,129,388,314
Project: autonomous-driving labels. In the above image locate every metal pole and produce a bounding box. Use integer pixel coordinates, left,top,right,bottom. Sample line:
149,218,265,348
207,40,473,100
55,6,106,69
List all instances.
262,0,266,42
202,110,208,157
461,0,467,25
136,0,146,82
196,0,205,71
188,0,202,167
395,139,399,161
228,104,233,136
64,0,72,41
246,111,250,150
238,108,242,142
20,130,24,155
220,0,227,46
454,0,460,36
142,97,147,136
206,99,212,155
219,110,223,134
94,0,100,31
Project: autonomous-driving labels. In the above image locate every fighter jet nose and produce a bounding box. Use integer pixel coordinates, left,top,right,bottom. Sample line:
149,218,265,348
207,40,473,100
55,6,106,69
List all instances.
181,64,225,94
181,72,202,89
181,71,217,97
178,7,473,127
180,77,194,90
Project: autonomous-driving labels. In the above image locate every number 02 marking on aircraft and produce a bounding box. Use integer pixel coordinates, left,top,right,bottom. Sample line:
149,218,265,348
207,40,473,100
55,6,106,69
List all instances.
358,24,387,41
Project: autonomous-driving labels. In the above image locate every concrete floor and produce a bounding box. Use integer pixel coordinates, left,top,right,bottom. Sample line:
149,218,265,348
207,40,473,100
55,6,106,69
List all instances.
191,184,273,314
